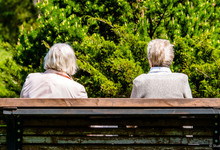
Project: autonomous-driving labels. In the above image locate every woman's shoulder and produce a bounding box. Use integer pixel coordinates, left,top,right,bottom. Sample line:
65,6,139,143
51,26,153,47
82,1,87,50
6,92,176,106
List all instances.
71,80,85,88
51,75,85,89
133,73,148,80
25,72,44,80
171,73,189,79
134,72,189,81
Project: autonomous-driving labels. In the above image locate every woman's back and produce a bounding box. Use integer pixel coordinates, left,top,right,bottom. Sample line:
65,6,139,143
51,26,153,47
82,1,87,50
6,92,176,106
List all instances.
20,70,87,98
131,72,192,98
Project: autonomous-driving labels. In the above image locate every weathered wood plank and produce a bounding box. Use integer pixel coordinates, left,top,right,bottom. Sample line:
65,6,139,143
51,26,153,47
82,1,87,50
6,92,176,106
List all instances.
7,108,220,115
0,98,220,107
0,120,6,126
23,127,213,136
0,136,7,144
0,128,7,135
22,136,213,145
22,117,214,127
0,146,6,150
22,145,212,150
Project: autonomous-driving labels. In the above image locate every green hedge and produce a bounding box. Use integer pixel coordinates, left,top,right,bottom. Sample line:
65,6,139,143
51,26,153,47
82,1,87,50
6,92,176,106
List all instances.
7,0,220,97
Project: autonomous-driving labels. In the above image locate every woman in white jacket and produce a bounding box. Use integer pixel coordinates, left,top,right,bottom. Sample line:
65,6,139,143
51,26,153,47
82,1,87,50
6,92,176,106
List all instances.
20,43,88,98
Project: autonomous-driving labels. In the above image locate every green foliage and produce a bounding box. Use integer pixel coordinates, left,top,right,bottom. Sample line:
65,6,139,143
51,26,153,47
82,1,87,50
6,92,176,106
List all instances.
74,35,143,97
0,42,24,97
174,33,220,97
0,0,37,43
14,0,220,98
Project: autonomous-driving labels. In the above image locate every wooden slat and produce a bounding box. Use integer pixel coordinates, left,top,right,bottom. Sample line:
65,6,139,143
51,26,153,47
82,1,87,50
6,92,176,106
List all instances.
0,146,6,150
0,128,7,135
22,136,213,145
7,108,219,115
22,127,213,136
0,118,6,146
0,120,6,126
0,136,7,144
0,98,219,107
22,145,212,150
22,117,214,127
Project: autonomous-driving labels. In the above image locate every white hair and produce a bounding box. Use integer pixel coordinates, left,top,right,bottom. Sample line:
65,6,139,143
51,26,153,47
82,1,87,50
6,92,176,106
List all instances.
44,43,77,75
147,39,174,67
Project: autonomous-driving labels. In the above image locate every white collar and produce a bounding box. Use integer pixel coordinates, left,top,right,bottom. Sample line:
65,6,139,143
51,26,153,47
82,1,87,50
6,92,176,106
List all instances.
149,67,172,74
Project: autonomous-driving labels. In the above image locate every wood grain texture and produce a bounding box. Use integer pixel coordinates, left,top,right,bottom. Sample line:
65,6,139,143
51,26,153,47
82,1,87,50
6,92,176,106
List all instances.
0,98,219,108
22,136,212,145
22,145,212,150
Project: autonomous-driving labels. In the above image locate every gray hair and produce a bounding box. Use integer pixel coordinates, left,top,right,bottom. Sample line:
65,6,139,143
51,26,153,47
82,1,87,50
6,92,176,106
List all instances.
44,43,77,75
147,39,174,67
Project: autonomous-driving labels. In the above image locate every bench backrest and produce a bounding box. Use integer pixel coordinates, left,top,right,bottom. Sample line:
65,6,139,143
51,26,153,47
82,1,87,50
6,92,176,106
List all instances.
0,98,219,150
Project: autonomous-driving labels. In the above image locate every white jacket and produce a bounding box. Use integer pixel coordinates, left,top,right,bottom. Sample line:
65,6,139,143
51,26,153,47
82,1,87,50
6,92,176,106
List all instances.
20,69,88,98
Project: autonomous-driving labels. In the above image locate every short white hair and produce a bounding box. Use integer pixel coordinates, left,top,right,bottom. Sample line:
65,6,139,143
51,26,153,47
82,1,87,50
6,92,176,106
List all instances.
44,43,77,75
147,39,174,67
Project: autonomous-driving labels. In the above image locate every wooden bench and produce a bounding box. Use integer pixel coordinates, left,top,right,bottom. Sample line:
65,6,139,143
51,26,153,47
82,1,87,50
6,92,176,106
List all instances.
0,98,220,150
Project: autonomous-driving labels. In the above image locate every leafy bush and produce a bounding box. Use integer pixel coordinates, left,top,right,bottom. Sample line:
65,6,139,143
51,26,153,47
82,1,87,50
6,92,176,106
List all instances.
0,0,37,43
14,0,219,98
0,42,24,97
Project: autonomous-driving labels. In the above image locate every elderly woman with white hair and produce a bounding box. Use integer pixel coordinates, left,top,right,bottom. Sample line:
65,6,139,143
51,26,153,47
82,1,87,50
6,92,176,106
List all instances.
20,43,88,98
131,39,192,98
